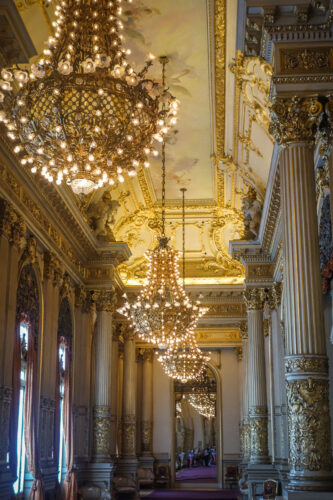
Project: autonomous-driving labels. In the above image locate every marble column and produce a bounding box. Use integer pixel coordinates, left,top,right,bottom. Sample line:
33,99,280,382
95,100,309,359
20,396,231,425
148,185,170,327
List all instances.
270,95,333,492
240,321,250,464
118,326,137,477
243,288,269,464
140,348,154,467
92,290,114,462
110,324,120,457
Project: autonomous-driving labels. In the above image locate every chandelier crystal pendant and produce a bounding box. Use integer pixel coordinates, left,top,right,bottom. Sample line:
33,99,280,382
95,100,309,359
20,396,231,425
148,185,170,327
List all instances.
156,188,209,383
0,0,178,195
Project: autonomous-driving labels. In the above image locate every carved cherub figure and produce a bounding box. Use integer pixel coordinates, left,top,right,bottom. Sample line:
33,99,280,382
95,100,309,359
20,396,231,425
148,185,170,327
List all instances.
87,191,120,240
242,186,262,239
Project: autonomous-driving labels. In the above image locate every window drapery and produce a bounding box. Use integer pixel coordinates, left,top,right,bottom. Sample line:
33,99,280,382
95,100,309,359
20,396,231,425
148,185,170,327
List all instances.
56,334,77,500
24,319,44,500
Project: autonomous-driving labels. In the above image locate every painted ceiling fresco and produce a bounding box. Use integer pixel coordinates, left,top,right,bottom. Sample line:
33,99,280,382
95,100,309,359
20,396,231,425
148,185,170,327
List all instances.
122,0,214,201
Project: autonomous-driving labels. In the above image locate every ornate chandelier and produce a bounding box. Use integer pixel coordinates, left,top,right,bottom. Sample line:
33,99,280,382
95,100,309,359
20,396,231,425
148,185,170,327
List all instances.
157,338,209,383
156,188,209,382
119,236,206,348
175,367,216,415
0,0,178,194
118,70,206,348
188,393,216,419
118,159,206,349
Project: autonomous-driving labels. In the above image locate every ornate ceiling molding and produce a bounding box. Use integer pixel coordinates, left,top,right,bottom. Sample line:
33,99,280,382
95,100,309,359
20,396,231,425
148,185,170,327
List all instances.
214,0,226,162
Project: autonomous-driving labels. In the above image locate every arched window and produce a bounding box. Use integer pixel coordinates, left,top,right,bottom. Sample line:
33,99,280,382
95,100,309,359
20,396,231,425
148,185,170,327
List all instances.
56,297,77,499
13,321,28,494
11,264,43,497
57,342,66,483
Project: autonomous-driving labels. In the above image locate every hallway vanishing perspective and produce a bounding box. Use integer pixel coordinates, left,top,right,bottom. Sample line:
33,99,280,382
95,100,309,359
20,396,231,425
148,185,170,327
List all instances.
0,0,332,499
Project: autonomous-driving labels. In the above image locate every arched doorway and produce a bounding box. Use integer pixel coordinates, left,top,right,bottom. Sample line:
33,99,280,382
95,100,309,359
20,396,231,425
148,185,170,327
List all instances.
170,363,223,488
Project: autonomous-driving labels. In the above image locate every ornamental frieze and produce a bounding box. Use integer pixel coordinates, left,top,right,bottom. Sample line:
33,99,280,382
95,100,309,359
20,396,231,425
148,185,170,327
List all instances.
286,378,331,472
285,356,328,375
93,406,112,457
278,47,333,74
141,420,153,453
122,414,136,456
250,416,268,459
247,264,273,279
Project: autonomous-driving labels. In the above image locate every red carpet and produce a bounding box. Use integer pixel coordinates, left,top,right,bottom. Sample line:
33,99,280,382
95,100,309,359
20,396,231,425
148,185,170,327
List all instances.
176,465,217,482
146,490,240,499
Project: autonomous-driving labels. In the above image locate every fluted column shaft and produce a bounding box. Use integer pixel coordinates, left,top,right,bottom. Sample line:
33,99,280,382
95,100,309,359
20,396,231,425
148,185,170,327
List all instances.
244,289,269,464
121,328,136,458
240,322,250,462
141,349,154,455
93,290,114,461
270,95,333,491
110,326,120,456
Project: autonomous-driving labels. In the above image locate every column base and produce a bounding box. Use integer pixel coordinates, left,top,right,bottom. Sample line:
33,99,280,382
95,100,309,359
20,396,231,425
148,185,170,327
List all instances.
287,492,333,500
76,462,114,492
247,463,279,498
287,470,333,492
139,455,154,469
116,457,138,479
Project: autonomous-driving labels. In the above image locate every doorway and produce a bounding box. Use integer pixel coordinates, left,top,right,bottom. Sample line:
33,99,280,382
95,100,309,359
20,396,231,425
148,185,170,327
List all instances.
171,364,223,488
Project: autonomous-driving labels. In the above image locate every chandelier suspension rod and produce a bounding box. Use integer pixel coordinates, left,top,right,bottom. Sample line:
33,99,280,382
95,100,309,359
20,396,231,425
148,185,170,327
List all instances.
181,187,187,286
159,56,168,237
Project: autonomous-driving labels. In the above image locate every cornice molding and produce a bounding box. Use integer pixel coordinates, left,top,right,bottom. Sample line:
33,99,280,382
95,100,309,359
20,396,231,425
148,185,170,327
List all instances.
0,134,131,286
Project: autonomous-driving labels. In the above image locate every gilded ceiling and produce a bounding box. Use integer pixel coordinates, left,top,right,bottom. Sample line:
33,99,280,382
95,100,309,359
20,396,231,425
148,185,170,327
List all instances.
12,0,275,286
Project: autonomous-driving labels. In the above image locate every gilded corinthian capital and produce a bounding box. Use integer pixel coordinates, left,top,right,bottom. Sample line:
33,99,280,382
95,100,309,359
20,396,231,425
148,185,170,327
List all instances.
269,96,323,145
243,288,264,311
240,320,248,340
93,288,116,312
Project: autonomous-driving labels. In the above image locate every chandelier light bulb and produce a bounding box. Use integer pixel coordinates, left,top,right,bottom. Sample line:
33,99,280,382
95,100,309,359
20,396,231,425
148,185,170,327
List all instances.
0,0,179,196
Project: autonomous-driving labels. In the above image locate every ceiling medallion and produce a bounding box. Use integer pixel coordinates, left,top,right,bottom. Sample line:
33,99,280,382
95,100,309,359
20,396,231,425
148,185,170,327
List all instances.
0,0,178,195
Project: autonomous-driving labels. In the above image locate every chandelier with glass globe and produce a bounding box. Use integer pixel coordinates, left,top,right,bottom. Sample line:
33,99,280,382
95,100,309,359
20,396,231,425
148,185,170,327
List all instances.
0,0,178,194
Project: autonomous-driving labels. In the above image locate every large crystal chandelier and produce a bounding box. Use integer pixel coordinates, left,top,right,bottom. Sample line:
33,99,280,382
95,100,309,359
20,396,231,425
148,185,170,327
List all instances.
118,63,206,348
188,393,216,419
156,188,209,382
157,337,210,383
0,0,178,195
176,367,216,416
118,150,206,348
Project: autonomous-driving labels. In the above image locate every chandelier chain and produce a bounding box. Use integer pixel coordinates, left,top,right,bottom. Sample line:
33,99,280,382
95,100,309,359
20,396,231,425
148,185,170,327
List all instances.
181,187,187,286
160,56,168,237
162,140,166,237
